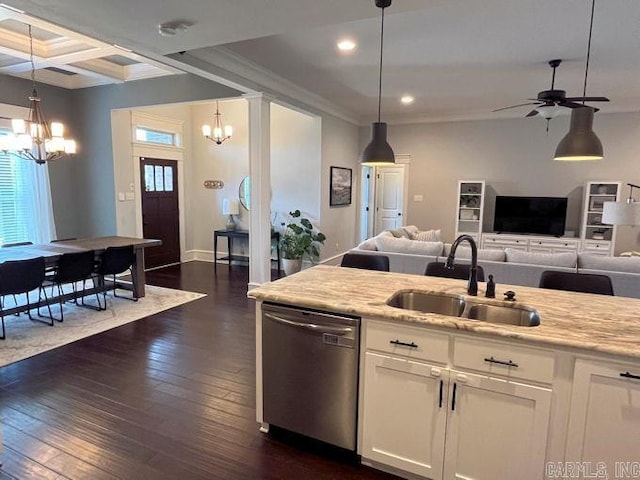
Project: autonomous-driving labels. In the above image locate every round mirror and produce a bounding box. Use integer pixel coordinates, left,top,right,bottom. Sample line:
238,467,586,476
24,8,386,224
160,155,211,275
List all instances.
239,176,250,210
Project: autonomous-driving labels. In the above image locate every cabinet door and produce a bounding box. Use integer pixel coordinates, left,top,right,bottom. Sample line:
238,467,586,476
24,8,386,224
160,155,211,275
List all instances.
442,371,552,480
361,351,448,479
565,359,640,468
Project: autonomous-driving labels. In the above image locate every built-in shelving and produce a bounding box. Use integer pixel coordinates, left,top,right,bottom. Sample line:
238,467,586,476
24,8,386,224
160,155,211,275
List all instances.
580,181,621,256
455,181,485,241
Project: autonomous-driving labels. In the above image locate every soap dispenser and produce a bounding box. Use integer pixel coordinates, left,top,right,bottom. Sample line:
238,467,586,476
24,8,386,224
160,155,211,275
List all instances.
485,274,496,298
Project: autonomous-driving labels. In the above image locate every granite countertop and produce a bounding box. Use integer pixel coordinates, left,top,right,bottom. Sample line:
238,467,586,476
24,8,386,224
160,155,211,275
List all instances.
249,265,640,360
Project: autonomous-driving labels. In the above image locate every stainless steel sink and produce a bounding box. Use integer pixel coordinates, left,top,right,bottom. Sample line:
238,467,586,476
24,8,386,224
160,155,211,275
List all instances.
462,303,540,327
386,291,466,317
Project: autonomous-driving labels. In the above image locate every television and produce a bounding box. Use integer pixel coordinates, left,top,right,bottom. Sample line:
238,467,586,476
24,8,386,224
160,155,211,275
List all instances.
493,196,568,236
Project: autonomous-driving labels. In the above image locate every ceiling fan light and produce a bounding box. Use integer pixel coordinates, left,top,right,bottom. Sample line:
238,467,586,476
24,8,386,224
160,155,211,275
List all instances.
362,122,395,165
554,107,603,161
535,104,564,119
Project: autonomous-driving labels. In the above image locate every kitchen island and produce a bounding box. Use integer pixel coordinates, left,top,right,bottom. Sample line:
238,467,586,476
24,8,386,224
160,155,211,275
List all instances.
249,265,640,480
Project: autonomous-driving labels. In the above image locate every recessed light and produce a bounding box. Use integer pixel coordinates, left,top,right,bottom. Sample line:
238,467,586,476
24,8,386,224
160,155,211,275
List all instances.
401,95,415,105
337,39,356,52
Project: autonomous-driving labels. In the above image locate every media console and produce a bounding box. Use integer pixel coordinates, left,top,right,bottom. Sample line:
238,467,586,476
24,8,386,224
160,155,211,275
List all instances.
481,233,580,254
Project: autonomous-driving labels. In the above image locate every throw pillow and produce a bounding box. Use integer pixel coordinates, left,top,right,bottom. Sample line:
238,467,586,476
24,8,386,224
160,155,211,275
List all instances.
412,229,442,242
357,238,377,251
505,248,577,268
389,228,410,238
402,225,419,237
357,230,392,251
375,235,444,256
578,254,640,274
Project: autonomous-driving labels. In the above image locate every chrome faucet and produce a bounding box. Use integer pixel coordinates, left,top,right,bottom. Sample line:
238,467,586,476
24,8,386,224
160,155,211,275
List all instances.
446,234,478,296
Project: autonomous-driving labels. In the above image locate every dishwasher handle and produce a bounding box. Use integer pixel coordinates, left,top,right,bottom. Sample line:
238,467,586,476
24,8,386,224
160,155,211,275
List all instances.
264,312,353,336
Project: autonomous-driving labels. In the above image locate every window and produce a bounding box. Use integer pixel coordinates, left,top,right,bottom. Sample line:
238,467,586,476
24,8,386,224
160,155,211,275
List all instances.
135,127,179,147
0,131,35,245
144,164,174,192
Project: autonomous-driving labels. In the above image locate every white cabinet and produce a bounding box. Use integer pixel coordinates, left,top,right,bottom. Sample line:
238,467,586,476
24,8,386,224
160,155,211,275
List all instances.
362,352,448,478
361,321,554,480
481,233,579,254
565,358,640,469
456,181,485,242
443,370,552,480
579,181,621,256
361,320,449,478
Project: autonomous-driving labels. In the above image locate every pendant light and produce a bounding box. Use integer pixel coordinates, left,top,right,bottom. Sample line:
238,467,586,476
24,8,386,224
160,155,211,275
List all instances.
0,25,77,164
361,0,395,166
554,0,603,161
202,101,233,145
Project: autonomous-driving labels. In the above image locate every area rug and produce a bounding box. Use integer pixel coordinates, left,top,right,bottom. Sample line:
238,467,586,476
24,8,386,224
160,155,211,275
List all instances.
0,285,205,368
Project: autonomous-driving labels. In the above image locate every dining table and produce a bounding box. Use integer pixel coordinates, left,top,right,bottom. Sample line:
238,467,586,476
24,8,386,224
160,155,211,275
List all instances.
0,236,162,298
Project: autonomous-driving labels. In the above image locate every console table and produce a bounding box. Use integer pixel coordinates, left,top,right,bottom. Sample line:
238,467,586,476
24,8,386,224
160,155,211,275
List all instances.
213,229,281,273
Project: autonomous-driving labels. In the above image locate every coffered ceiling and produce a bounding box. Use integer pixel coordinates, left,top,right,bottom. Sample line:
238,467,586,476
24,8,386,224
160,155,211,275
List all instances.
0,5,182,89
1,0,638,124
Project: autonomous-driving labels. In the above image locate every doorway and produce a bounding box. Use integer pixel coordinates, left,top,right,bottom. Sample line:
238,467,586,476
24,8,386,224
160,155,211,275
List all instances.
373,165,406,234
140,157,181,268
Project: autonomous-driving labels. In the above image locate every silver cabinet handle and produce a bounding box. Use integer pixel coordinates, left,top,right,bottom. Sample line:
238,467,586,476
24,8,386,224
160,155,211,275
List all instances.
264,313,353,336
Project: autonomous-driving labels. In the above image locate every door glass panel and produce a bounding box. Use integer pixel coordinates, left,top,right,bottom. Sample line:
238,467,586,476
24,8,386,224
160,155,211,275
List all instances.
154,165,164,191
164,166,173,192
144,165,155,191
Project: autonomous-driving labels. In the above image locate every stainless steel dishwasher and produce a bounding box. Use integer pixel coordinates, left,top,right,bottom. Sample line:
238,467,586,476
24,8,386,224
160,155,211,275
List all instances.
262,302,360,451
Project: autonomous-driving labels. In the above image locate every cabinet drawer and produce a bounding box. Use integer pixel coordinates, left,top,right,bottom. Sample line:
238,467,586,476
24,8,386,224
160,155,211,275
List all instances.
530,239,579,251
366,320,449,364
453,336,554,384
483,236,528,248
583,240,611,254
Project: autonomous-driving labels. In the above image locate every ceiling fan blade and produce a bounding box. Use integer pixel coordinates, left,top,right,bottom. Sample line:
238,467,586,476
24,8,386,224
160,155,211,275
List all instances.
525,109,539,117
492,102,541,113
561,101,587,109
564,96,610,102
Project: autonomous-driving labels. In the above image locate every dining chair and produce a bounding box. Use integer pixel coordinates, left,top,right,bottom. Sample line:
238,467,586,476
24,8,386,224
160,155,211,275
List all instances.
96,245,138,308
425,262,486,282
0,256,53,339
341,253,390,272
45,250,102,321
539,271,614,295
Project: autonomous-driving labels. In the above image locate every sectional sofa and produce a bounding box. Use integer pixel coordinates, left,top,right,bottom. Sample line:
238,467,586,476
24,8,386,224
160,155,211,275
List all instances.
347,228,640,299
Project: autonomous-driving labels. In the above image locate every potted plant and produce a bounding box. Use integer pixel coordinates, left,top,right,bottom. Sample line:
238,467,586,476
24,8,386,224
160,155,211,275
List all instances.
279,210,326,276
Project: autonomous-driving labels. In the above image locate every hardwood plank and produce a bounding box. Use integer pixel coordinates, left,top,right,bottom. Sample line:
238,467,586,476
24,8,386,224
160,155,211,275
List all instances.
0,262,399,480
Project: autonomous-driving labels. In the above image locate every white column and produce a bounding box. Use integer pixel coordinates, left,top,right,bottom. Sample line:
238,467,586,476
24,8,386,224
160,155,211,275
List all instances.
245,93,272,289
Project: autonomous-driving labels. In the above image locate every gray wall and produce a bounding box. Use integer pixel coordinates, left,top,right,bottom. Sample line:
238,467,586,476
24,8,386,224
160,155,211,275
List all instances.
362,112,640,253
0,75,78,239
1,73,240,238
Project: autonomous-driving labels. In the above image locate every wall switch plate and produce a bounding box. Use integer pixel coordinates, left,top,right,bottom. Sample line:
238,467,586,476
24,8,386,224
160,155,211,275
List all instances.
125,192,135,200
118,192,126,201
413,194,424,202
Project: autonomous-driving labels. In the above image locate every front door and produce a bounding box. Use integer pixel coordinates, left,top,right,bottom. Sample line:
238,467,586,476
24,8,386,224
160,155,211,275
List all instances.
140,157,180,268
374,165,405,234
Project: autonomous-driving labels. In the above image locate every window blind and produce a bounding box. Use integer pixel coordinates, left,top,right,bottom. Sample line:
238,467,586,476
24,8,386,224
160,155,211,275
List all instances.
0,131,31,245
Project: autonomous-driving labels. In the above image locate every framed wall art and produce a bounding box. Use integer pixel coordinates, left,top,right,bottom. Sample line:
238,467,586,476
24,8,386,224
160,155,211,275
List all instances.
330,166,352,206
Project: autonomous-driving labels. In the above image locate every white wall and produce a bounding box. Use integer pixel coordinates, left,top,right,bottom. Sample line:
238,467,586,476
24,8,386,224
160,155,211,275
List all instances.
270,103,321,227
367,112,640,253
320,114,361,256
190,99,249,254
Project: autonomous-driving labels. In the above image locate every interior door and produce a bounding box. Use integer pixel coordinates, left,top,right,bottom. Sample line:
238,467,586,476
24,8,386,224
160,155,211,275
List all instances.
140,157,180,268
374,166,405,234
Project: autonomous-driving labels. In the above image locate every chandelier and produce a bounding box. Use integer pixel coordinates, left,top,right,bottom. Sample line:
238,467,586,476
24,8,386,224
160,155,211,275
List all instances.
0,25,76,164
201,101,233,145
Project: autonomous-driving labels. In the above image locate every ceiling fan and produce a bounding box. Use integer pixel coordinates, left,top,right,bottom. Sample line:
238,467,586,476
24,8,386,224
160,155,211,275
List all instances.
493,59,609,120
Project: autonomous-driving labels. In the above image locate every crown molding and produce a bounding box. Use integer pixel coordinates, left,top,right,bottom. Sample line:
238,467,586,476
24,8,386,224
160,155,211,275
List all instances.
172,47,359,125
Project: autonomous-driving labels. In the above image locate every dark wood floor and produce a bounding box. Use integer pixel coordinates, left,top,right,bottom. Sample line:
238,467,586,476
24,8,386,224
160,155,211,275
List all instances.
0,262,400,480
